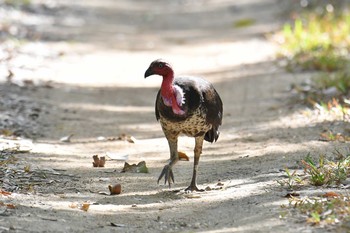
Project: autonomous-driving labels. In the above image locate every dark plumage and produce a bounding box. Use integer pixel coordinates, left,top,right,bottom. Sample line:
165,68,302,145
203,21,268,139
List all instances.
145,59,223,191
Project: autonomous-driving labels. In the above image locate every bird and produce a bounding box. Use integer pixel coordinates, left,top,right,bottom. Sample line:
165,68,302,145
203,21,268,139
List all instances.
144,59,223,192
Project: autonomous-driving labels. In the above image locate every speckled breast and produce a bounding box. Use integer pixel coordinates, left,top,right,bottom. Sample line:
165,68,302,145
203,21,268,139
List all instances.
159,109,211,139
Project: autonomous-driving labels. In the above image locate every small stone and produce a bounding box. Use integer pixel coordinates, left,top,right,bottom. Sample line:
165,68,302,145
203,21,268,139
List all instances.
194,222,200,229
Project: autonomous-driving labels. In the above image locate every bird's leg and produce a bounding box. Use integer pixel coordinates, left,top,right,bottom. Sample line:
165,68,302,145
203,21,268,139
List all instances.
185,136,205,192
158,137,179,188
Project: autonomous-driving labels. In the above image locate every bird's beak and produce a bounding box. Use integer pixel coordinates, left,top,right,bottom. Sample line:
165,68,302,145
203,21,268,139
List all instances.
144,67,154,78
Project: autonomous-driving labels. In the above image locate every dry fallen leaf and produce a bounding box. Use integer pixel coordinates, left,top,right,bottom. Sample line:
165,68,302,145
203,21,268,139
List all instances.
319,129,350,142
92,155,106,167
80,203,90,212
99,156,106,167
108,184,122,195
92,155,99,167
322,191,339,198
7,203,16,209
178,151,189,161
121,161,148,173
69,202,90,211
0,190,11,196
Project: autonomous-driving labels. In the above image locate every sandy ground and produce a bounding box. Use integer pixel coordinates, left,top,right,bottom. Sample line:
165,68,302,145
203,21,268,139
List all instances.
1,0,349,232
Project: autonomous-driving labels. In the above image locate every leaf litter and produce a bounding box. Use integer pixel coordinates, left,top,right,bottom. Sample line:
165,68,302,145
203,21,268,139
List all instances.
121,161,149,173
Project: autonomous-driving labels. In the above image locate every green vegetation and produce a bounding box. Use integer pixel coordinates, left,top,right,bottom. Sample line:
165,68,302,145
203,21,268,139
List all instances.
279,151,350,229
277,4,350,226
233,18,256,28
4,0,31,7
280,10,350,72
277,168,303,190
277,4,350,119
283,194,350,227
316,71,350,95
301,153,350,186
278,152,350,190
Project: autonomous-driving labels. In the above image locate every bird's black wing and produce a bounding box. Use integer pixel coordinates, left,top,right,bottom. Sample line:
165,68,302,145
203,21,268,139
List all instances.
202,86,223,142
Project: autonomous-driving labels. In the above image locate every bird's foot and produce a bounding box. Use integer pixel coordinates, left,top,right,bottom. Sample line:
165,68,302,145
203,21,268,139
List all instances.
157,165,175,187
185,184,205,192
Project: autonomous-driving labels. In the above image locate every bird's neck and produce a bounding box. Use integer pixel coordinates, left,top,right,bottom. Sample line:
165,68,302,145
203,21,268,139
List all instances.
160,72,185,115
160,72,174,98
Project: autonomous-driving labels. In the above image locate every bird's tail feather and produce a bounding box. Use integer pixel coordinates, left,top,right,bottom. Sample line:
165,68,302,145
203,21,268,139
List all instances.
204,127,220,143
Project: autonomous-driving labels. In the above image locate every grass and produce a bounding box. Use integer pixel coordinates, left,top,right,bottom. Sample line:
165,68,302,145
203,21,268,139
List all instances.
4,0,31,7
277,168,303,190
283,194,350,228
278,152,350,189
233,18,256,28
277,5,350,120
301,153,350,186
320,130,350,142
315,69,350,95
275,2,350,230
279,10,350,72
279,151,350,229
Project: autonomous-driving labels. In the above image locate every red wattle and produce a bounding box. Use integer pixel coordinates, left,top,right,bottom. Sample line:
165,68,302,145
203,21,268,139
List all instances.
171,94,185,115
161,73,185,115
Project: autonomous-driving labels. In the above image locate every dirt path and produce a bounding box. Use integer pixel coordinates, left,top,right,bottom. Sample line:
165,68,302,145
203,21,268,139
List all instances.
1,1,348,232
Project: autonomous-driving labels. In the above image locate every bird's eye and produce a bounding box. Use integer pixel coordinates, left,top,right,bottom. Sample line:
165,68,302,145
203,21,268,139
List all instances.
158,63,164,68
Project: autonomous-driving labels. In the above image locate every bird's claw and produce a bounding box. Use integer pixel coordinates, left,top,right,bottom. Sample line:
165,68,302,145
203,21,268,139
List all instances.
157,165,174,187
185,184,205,192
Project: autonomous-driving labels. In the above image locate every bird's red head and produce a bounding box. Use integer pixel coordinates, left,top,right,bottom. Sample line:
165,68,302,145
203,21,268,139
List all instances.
144,59,174,78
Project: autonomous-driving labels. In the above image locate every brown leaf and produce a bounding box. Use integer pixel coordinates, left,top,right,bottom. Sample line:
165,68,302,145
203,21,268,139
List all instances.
121,161,148,173
0,190,11,196
178,151,189,161
6,204,16,209
108,184,121,195
80,203,90,212
92,155,105,167
322,191,339,198
92,155,99,167
99,156,106,167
